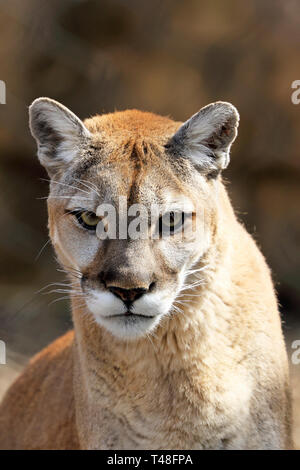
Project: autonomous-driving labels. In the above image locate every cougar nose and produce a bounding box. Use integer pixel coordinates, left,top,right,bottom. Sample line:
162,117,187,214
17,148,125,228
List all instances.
109,286,148,305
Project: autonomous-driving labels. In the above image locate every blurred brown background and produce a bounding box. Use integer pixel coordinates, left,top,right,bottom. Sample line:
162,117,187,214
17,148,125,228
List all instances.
0,0,299,447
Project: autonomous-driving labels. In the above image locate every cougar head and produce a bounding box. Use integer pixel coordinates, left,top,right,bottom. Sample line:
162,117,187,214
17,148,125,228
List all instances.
29,98,239,339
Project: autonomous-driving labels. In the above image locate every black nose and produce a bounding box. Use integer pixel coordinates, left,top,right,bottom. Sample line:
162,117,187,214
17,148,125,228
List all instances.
109,286,148,305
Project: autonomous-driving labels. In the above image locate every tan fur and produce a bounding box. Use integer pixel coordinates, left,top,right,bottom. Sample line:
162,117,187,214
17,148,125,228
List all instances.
0,104,292,449
0,331,79,449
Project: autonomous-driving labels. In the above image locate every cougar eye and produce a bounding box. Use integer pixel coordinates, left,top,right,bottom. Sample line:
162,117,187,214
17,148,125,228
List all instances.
159,211,184,236
72,210,100,231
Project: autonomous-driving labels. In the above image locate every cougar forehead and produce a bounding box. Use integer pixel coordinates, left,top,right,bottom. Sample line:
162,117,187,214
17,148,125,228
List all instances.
84,108,181,142
72,110,187,193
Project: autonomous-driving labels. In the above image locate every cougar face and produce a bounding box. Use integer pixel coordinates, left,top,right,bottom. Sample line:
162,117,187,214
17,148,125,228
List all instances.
29,99,239,339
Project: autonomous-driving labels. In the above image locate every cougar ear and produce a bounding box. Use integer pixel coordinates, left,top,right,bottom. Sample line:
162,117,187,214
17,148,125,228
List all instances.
166,101,239,175
29,98,91,177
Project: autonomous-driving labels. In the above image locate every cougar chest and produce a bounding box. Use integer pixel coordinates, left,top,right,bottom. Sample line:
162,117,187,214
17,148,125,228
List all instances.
73,349,252,449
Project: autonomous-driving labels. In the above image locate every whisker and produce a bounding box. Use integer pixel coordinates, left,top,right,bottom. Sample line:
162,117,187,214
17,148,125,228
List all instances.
57,270,82,280
48,196,94,201
34,238,51,262
171,304,183,314
177,292,203,298
41,178,92,195
181,280,205,290
44,289,84,295
58,265,83,280
61,264,82,274
35,282,73,295
72,178,100,198
37,196,94,201
146,332,158,354
48,294,85,306
48,296,71,306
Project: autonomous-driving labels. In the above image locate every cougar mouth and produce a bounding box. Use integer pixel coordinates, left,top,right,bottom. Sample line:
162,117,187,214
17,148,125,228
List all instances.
107,312,155,319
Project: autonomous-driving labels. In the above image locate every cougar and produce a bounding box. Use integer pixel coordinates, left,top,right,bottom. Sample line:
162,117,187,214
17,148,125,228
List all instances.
0,98,292,449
